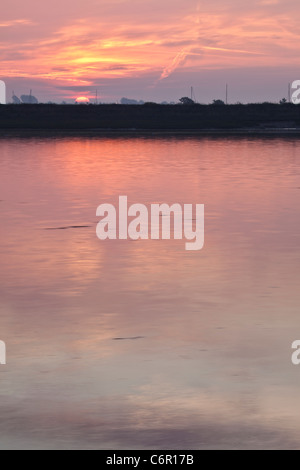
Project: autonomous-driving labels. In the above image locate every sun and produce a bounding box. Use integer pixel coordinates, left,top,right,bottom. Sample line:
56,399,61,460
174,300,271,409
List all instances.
75,96,90,104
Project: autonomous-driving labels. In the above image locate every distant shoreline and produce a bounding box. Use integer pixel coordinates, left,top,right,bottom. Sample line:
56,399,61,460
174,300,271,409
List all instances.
0,103,300,135
0,128,300,137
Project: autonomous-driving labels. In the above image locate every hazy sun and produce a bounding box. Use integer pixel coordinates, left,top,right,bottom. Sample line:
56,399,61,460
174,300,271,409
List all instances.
75,96,90,104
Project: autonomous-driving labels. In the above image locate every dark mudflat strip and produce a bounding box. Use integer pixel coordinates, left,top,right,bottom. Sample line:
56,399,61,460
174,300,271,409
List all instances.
44,225,91,230
112,336,145,341
0,128,300,138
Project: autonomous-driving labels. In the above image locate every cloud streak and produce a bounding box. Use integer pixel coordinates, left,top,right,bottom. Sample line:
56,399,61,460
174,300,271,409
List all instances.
159,50,188,80
158,45,265,82
0,19,33,28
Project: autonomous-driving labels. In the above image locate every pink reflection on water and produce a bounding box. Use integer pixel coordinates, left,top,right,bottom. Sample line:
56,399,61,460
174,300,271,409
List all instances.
0,136,300,449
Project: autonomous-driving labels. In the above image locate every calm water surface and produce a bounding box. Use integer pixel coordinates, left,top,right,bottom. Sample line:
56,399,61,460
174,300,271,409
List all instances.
0,136,300,449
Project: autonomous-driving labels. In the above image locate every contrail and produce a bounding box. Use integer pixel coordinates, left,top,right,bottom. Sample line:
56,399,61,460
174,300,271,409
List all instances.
202,46,265,55
159,50,188,80
158,45,264,81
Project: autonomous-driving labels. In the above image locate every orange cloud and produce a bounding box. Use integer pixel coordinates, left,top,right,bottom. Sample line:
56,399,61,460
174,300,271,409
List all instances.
0,19,33,27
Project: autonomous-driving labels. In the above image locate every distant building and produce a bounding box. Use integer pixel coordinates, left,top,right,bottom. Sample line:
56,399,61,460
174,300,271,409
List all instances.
21,94,38,104
12,93,21,104
120,98,144,105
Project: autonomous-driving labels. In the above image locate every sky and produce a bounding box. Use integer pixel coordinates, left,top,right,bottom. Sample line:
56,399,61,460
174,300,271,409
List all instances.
0,0,299,103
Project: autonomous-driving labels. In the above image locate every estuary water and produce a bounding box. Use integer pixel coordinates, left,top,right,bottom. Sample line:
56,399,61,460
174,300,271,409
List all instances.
0,135,300,449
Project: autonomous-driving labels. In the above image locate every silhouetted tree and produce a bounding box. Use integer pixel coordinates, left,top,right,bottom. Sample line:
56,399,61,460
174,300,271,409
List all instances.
280,98,287,104
179,97,195,105
212,99,225,106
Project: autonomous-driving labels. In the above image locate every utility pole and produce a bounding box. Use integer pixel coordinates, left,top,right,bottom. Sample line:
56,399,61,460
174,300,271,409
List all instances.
191,86,196,102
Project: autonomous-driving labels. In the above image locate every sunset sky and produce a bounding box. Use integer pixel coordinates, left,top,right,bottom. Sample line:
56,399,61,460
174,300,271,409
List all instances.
1,0,299,103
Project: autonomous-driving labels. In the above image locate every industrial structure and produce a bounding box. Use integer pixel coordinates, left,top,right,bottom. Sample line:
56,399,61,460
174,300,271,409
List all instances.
12,90,38,104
